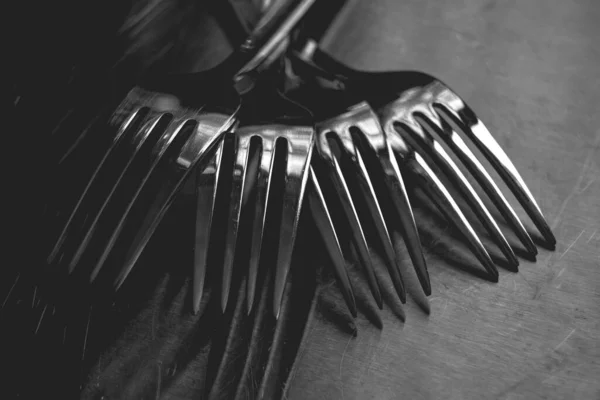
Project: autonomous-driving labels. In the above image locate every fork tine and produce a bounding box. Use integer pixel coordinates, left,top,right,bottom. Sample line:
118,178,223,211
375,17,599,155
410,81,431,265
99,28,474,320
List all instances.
319,151,383,309
386,121,498,280
221,134,252,313
406,151,499,280
347,104,432,296
272,132,314,319
307,167,357,317
319,110,409,303
406,115,519,268
377,142,432,296
428,107,538,256
435,101,556,248
246,138,274,315
47,104,145,264
192,144,224,314
351,146,407,303
90,113,200,282
113,112,236,290
67,113,169,272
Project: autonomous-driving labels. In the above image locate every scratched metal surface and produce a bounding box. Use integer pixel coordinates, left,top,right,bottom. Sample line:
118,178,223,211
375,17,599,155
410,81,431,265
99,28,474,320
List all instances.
286,0,600,399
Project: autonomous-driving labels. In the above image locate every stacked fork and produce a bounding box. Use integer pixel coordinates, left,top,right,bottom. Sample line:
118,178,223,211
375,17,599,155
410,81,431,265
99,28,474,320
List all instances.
45,0,556,323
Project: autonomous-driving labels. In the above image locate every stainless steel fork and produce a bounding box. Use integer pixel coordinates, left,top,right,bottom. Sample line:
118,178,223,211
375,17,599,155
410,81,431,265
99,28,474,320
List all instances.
190,82,315,317
302,45,556,252
186,0,319,318
278,29,556,312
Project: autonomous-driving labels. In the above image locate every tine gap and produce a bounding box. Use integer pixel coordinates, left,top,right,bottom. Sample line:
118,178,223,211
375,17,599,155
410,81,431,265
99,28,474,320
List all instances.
411,115,518,268
348,127,409,303
92,117,198,284
433,105,540,255
323,132,383,308
69,113,175,276
264,138,289,316
244,135,265,314
193,147,223,314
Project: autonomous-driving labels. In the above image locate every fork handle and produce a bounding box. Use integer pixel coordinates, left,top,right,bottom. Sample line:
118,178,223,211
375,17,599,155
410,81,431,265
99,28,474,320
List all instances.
137,0,316,98
236,0,316,76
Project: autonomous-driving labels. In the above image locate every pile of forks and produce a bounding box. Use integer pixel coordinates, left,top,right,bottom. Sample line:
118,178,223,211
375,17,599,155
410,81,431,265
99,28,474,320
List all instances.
46,0,556,321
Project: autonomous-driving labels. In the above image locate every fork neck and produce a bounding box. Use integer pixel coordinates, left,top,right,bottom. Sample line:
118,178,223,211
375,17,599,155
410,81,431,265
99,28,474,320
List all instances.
283,51,370,118
235,61,313,127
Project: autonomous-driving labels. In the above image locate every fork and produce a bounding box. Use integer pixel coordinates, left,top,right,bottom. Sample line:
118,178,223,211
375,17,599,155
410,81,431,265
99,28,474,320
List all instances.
299,45,556,253
277,8,555,310
45,0,315,289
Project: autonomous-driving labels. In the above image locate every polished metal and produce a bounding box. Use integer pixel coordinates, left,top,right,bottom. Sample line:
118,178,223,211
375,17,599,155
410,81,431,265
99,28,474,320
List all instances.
301,42,556,252
315,103,433,305
285,72,431,310
186,0,318,318
190,118,315,317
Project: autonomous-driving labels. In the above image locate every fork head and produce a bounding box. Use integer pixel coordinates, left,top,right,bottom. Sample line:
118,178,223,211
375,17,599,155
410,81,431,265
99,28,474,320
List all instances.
306,47,556,254
288,45,556,286
47,0,317,292
190,81,315,319
46,75,239,283
379,78,555,254
278,58,433,313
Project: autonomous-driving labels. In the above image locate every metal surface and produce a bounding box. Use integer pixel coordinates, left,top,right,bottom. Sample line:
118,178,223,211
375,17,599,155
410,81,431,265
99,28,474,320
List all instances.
301,101,431,312
186,1,318,317
191,113,315,317
285,0,600,398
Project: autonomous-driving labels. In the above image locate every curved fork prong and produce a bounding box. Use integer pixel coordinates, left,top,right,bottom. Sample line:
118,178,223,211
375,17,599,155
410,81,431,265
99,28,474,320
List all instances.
378,143,432,296
437,104,556,248
322,154,383,309
192,144,223,314
114,113,236,291
68,113,167,272
407,117,519,268
405,151,499,281
47,106,144,264
352,146,407,303
431,107,537,256
246,140,275,315
222,136,251,313
90,115,200,282
272,134,314,319
308,167,357,317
